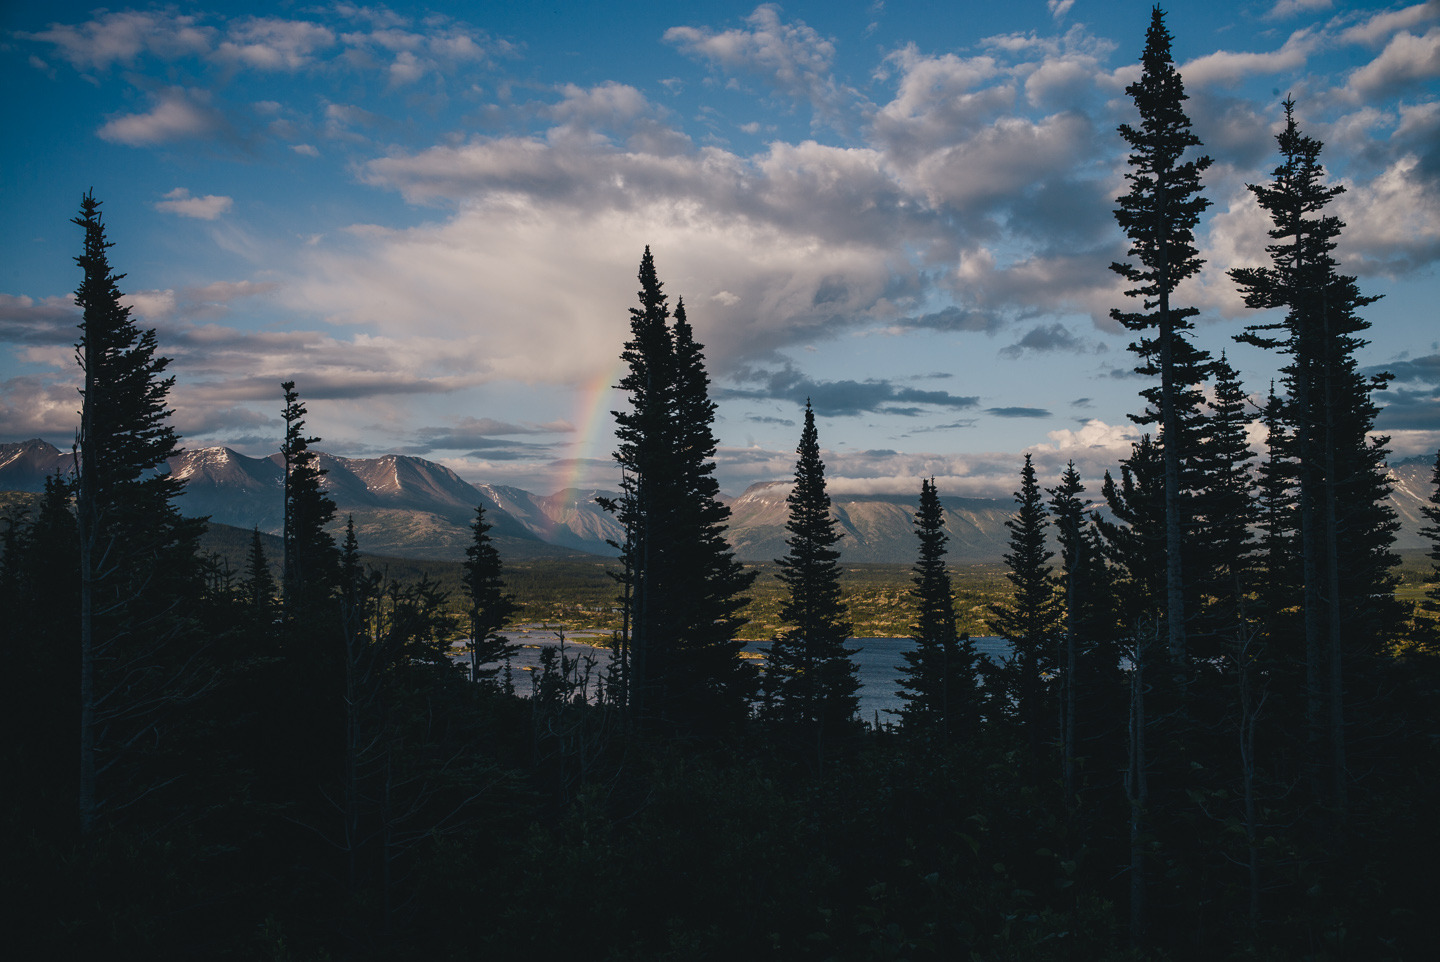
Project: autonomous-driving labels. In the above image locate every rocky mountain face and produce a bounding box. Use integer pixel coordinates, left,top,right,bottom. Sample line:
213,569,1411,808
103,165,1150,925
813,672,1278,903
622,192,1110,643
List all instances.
3,439,1435,563
725,480,1016,563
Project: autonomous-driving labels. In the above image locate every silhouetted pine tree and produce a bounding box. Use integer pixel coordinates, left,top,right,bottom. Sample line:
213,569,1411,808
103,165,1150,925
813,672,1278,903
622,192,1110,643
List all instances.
1095,435,1167,947
607,247,676,728
1049,461,1123,809
280,380,338,623
897,478,981,737
1230,101,1400,824
1252,385,1303,674
72,192,205,833
767,401,858,754
462,503,518,688
985,453,1060,752
1189,354,1257,667
664,298,757,733
1111,6,1213,676
277,381,342,792
243,527,278,616
605,250,755,734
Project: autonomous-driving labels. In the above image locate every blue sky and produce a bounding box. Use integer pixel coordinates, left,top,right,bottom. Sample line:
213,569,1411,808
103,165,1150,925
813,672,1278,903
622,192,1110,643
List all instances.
2,1,1437,498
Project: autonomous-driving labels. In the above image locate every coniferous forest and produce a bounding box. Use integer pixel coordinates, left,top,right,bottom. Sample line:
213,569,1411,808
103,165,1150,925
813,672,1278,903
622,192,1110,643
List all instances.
4,10,1440,960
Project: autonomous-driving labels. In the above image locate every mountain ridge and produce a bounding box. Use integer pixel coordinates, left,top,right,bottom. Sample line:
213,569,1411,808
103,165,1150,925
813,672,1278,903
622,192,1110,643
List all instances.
2,438,1434,563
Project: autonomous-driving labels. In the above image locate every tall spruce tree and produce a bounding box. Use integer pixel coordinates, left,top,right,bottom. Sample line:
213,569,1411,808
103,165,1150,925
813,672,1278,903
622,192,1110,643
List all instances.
767,401,858,750
986,453,1060,751
897,478,981,736
280,380,338,623
72,192,204,833
1049,461,1106,808
664,298,757,732
1189,354,1257,665
1111,6,1213,674
1229,101,1400,824
276,382,342,789
605,249,755,733
462,503,518,688
1252,384,1303,672
243,527,278,613
1095,436,1167,947
607,247,675,728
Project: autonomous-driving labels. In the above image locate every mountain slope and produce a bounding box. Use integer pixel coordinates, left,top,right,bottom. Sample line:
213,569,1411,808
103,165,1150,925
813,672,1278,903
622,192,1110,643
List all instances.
725,481,1015,563
3,439,1435,562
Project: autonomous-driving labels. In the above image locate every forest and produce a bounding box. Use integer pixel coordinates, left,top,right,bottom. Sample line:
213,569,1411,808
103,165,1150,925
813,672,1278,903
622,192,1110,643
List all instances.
3,9,1439,960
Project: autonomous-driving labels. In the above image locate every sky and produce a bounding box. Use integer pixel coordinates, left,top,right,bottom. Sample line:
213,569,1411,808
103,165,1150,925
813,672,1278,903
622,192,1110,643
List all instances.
1,1,1437,500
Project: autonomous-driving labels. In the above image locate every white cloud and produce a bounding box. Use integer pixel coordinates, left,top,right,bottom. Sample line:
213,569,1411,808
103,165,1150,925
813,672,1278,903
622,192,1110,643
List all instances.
288,192,914,386
1346,26,1440,98
388,50,426,86
1336,153,1440,274
1047,1,1075,21
1265,0,1332,21
20,10,213,71
1338,1,1440,47
97,88,223,145
292,143,320,157
155,188,234,220
122,289,178,321
1044,418,1139,460
1182,28,1321,87
215,17,336,70
665,5,855,124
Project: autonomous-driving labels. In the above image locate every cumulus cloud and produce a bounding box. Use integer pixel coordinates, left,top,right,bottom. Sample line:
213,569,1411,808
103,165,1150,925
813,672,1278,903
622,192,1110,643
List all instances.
1181,29,1321,88
1338,1,1440,48
97,88,224,145
1335,153,1440,275
19,10,213,71
1044,418,1139,455
665,5,858,125
116,279,275,326
1266,0,1333,21
0,376,84,441
1346,25,1440,98
155,188,234,220
215,17,336,70
121,290,178,321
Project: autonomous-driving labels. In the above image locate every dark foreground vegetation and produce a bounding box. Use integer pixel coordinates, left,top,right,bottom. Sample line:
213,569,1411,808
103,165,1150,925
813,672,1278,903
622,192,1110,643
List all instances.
5,9,1440,959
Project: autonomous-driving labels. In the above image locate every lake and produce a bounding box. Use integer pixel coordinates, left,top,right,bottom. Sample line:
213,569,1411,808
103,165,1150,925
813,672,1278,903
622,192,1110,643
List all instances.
456,628,1013,724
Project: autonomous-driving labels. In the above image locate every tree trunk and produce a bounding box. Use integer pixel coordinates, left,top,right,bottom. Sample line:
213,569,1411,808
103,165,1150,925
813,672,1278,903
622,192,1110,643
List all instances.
1127,624,1150,949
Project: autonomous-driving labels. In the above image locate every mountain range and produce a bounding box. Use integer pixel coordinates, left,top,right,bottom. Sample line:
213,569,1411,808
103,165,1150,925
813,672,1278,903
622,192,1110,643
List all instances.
2,438,1434,563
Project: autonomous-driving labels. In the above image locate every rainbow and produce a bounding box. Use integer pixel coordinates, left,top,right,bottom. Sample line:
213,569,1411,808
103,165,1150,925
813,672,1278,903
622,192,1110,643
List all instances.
541,356,627,537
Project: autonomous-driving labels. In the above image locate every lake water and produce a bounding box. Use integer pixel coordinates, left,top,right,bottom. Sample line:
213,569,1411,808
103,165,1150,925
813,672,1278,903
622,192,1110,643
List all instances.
457,628,1012,724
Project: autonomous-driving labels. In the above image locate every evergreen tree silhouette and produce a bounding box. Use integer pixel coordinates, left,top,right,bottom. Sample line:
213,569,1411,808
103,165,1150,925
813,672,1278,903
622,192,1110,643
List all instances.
985,453,1060,752
897,478,980,737
605,248,755,734
767,401,858,756
462,503,518,688
72,192,204,833
1111,6,1213,676
1230,101,1400,825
